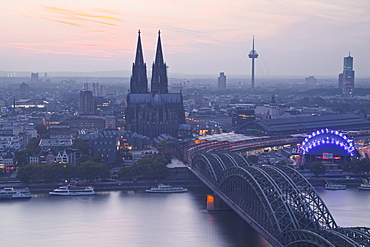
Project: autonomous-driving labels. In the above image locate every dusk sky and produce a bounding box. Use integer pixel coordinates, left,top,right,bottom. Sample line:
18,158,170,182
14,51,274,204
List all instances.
1,0,369,77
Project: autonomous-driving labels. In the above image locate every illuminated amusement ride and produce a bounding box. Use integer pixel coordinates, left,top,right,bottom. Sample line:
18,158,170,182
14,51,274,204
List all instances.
300,129,357,166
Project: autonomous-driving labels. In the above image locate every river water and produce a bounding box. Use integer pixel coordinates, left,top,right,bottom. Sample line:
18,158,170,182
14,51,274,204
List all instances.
1,186,369,247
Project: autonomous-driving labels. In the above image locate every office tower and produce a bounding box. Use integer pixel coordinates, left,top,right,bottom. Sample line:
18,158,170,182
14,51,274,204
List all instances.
20,82,29,99
218,72,226,90
125,31,186,138
79,90,94,115
30,73,39,83
305,76,317,85
129,30,148,94
248,36,258,88
92,83,97,96
100,85,104,96
338,53,355,96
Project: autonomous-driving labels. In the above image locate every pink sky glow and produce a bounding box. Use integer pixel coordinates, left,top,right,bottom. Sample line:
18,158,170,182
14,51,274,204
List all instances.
0,0,369,77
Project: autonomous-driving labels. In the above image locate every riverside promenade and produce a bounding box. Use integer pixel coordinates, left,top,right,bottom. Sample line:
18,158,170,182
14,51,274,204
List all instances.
0,165,202,193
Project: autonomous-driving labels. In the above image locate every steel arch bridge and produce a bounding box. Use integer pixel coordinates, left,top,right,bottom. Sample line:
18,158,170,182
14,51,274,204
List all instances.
191,153,370,247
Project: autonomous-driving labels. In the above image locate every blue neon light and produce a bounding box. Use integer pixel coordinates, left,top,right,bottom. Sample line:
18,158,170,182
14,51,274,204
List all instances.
301,129,355,156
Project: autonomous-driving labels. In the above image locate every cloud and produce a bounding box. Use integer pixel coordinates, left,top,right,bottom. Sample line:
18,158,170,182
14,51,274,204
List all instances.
0,41,132,59
42,6,121,22
41,17,86,29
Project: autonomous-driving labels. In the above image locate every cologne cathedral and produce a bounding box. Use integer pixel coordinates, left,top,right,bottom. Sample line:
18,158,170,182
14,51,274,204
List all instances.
125,31,186,138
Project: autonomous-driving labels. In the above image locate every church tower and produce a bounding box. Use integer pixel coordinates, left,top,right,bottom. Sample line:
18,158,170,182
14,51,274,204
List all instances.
151,30,168,94
269,95,278,119
126,31,187,139
130,30,148,94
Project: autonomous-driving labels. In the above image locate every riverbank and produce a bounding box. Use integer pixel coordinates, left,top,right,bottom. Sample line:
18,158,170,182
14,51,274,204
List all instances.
1,167,367,192
0,179,204,193
0,166,203,193
307,177,363,188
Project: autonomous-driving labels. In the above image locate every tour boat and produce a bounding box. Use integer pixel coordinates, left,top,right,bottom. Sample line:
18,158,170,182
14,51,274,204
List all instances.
0,187,32,199
324,183,346,190
145,184,188,193
358,179,370,190
358,183,370,190
49,185,95,196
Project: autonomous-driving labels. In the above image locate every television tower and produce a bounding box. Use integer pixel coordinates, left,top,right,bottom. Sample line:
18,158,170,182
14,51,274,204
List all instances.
248,36,259,88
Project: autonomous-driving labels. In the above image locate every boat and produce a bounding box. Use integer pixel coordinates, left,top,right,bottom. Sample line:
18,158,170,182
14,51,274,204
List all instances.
49,184,95,196
145,184,188,193
324,183,346,190
0,187,32,199
359,184,370,190
359,179,370,190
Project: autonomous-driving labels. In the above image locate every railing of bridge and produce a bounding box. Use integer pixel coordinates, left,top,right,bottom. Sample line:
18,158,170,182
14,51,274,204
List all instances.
191,152,370,247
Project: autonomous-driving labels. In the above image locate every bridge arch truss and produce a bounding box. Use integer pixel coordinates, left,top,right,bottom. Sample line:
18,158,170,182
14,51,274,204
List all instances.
191,153,370,246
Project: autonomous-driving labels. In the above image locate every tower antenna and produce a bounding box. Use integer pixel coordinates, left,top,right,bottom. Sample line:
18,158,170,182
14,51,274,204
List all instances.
248,36,259,88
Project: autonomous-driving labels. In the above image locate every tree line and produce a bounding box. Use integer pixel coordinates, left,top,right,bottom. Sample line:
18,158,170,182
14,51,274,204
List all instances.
16,161,110,182
308,159,370,177
118,154,170,180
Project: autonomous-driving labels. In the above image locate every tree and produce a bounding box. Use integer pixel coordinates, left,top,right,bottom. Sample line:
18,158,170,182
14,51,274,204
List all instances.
118,154,169,180
36,124,50,139
309,162,327,177
26,137,41,154
16,162,78,182
157,140,179,160
92,153,104,163
14,150,28,167
79,154,91,164
71,138,90,155
14,137,42,167
16,164,34,182
78,161,110,181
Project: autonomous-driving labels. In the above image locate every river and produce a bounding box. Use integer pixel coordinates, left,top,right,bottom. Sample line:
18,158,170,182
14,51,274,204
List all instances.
1,186,369,247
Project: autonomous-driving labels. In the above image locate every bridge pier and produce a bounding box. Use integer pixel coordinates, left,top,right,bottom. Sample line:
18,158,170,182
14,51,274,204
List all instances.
206,194,230,211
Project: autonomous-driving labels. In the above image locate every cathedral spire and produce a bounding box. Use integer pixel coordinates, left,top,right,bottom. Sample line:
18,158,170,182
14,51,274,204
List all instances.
130,30,148,94
135,30,144,66
154,30,164,66
151,30,168,94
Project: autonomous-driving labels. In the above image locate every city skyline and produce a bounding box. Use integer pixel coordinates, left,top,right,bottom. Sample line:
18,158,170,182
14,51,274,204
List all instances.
1,0,369,77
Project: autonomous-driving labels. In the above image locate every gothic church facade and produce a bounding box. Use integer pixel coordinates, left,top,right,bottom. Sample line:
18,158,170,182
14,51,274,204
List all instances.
125,31,186,138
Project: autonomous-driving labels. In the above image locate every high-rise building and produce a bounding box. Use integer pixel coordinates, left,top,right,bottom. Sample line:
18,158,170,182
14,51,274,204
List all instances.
30,73,39,83
248,36,258,88
79,90,95,115
83,81,89,90
338,53,355,97
92,83,98,96
125,31,186,138
218,72,226,90
20,82,29,99
305,76,317,85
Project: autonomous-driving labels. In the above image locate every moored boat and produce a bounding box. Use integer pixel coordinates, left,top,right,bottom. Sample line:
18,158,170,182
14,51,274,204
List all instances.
359,184,370,190
359,179,370,190
49,185,95,196
325,184,346,190
0,187,32,199
145,184,188,193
